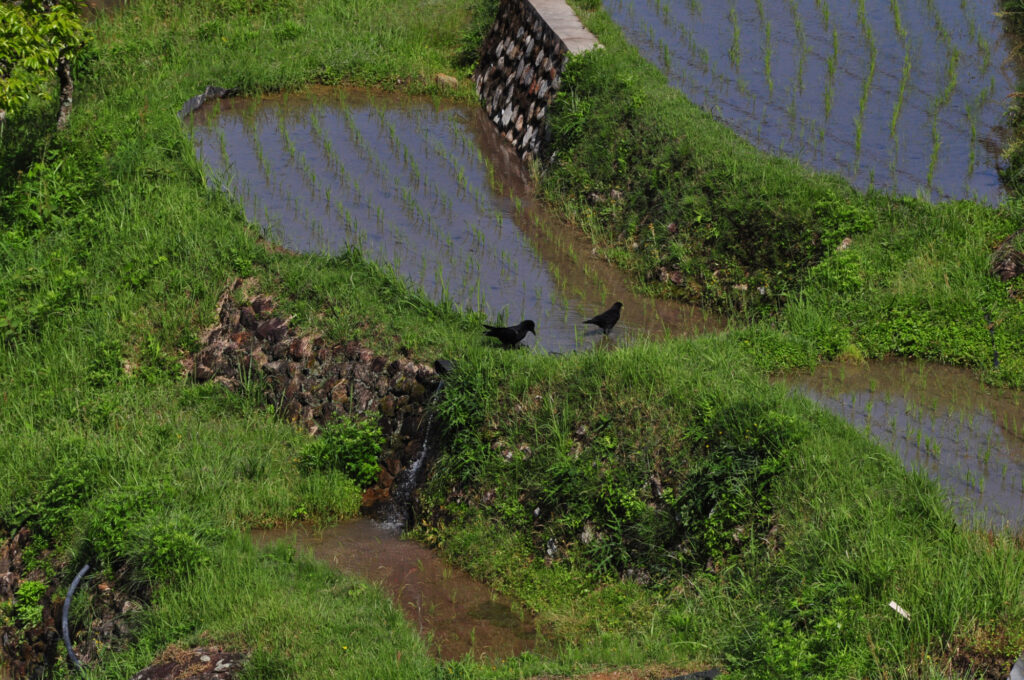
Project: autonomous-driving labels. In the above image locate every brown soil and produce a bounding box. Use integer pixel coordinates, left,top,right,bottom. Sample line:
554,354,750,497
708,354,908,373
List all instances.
0,527,139,677
129,645,247,680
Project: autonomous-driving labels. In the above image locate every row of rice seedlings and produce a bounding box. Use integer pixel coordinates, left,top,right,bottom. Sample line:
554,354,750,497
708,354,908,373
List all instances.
933,48,960,113
728,6,740,71
890,50,911,137
815,0,830,30
960,0,991,70
314,126,363,204
923,0,954,56
786,0,807,93
824,28,839,118
853,11,877,159
762,19,773,96
889,0,907,42
276,113,298,163
250,126,274,184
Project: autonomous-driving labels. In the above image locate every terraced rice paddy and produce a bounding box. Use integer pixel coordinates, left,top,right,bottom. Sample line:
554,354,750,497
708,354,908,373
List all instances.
190,89,718,352
605,0,1020,201
790,360,1024,527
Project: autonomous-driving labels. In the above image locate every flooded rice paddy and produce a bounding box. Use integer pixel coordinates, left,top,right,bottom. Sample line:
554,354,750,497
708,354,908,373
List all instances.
789,359,1024,527
605,0,1020,201
252,520,545,660
190,90,719,353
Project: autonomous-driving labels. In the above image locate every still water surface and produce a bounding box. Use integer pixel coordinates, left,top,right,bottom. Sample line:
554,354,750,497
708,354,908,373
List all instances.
605,0,1019,201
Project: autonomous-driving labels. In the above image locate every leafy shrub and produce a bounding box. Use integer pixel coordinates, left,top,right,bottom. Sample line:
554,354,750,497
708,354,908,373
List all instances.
138,519,212,583
668,399,801,566
13,580,48,628
81,484,214,588
7,443,99,543
806,250,867,295
296,417,383,488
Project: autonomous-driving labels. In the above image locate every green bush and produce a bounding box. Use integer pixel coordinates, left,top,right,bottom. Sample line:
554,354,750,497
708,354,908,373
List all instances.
13,580,48,629
296,416,383,488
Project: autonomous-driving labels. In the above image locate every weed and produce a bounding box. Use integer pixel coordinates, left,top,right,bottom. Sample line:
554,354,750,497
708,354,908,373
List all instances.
295,416,383,489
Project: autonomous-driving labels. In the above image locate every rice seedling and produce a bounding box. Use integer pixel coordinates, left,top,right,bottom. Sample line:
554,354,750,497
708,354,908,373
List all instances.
815,0,829,29
890,50,911,137
728,7,740,71
889,0,907,41
927,119,940,189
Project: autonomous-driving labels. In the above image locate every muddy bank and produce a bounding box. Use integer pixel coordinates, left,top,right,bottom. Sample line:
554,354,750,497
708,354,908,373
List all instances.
130,645,248,680
182,278,441,513
253,520,545,660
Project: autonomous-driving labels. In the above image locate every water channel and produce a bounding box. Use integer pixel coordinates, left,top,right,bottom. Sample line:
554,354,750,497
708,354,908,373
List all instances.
190,88,1024,660
604,0,1020,202
251,521,546,660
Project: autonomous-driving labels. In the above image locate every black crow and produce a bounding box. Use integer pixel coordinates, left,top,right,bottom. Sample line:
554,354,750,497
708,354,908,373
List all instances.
483,320,536,348
584,301,623,335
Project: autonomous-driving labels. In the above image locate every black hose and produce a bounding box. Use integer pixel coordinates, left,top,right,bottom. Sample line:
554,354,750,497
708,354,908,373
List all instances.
62,563,90,671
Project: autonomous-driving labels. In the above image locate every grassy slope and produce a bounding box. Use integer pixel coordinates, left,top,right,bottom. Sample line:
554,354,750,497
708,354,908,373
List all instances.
544,4,1024,387
0,0,1022,679
999,0,1024,192
419,337,1024,679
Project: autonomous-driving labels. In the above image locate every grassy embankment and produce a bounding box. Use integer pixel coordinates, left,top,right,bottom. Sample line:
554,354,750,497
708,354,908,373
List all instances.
539,3,1024,387
1,0,1023,679
1000,0,1024,194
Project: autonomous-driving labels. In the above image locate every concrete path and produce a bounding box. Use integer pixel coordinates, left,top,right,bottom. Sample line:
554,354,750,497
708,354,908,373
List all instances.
528,0,598,53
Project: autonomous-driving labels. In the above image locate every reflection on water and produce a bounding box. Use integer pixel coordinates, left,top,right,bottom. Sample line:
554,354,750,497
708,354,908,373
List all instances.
190,89,719,353
605,0,1018,201
252,520,545,660
788,360,1024,527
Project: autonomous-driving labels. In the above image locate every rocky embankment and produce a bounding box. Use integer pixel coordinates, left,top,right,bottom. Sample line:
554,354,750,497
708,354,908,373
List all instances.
182,279,442,511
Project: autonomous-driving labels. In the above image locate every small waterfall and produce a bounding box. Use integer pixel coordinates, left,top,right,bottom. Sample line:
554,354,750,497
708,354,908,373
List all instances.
375,379,444,530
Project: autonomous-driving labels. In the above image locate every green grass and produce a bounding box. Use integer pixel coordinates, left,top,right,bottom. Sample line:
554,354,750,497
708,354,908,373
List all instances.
1,0,1024,678
417,337,1024,678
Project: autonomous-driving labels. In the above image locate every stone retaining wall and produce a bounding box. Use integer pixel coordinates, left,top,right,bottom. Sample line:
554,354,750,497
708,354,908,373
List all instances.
474,0,598,161
182,279,441,511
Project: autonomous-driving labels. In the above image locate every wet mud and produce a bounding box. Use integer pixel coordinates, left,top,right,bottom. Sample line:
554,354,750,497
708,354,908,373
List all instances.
189,89,720,353
604,0,1019,202
787,359,1024,527
252,520,545,660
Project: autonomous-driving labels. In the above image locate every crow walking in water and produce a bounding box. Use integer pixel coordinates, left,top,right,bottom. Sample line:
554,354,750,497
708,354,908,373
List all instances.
584,301,623,335
483,319,536,348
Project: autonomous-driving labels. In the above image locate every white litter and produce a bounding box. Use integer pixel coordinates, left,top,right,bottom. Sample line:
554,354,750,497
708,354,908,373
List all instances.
888,601,911,621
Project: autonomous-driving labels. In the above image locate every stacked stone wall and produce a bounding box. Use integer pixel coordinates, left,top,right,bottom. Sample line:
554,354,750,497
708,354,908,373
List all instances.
182,278,441,512
474,0,595,161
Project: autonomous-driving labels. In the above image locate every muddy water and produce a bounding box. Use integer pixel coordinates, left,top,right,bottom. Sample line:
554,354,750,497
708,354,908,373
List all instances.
189,90,719,353
252,520,545,660
605,0,1018,202
788,360,1024,527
